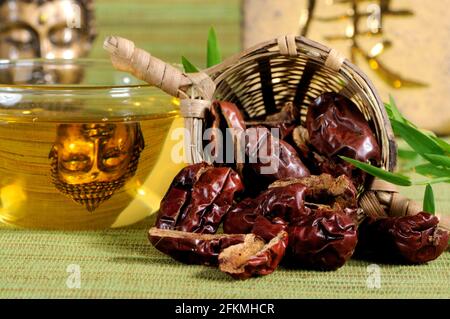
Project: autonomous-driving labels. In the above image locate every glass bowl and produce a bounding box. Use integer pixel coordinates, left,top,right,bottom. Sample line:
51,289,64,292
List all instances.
0,59,184,229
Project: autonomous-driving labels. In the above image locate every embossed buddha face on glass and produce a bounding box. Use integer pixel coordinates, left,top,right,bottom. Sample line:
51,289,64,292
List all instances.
49,123,145,212
0,0,96,84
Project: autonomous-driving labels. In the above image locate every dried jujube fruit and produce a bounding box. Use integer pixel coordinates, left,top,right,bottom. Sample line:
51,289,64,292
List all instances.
156,163,244,234
287,207,358,270
224,175,359,271
147,92,448,279
218,100,246,132
223,182,308,234
245,126,310,180
149,226,289,279
306,92,381,186
155,162,207,230
307,92,381,163
357,212,449,264
269,174,359,222
246,102,300,140
239,126,310,195
204,101,246,163
148,227,246,266
219,231,289,279
269,174,357,209
251,215,288,242
292,125,310,157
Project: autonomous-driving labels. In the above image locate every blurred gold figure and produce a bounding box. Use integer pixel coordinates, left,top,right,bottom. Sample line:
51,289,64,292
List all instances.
0,0,96,83
49,123,145,212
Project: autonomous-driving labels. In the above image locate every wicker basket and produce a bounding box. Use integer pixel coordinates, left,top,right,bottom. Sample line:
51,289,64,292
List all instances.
104,34,397,190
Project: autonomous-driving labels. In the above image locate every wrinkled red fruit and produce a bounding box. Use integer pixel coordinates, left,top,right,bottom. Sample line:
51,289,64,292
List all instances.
224,174,359,234
288,207,358,270
269,174,357,210
219,231,289,279
357,212,449,264
251,215,288,242
149,227,288,280
223,183,308,234
243,126,310,181
219,101,246,132
204,101,246,164
149,227,246,266
306,92,381,186
246,102,300,140
156,163,244,234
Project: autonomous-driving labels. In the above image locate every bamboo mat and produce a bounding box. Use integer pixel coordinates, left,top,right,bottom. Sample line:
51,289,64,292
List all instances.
89,0,241,66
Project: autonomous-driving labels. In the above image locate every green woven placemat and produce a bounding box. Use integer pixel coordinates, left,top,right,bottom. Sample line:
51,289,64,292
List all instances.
0,181,449,299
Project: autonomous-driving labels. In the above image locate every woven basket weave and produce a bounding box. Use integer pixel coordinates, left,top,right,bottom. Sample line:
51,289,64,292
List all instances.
104,34,397,192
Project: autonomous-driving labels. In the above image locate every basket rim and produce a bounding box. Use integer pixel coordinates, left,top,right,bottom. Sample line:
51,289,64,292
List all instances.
103,34,397,175
204,35,397,173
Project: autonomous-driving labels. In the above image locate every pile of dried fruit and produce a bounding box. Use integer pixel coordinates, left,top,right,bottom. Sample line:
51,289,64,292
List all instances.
148,92,449,279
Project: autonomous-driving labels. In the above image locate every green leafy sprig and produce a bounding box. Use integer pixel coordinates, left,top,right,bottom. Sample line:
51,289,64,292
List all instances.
181,27,221,72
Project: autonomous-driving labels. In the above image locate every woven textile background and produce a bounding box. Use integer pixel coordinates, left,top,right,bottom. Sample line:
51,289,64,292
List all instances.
0,0,449,299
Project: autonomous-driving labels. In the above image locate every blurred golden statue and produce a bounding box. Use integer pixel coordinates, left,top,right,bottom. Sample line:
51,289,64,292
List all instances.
49,123,145,212
0,0,96,83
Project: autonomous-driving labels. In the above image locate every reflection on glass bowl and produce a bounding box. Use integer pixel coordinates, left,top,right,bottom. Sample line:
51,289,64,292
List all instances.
0,59,184,229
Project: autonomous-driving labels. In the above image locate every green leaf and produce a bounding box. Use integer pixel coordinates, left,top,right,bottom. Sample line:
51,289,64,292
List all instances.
181,56,199,73
423,184,435,214
388,95,404,123
385,97,420,132
430,136,450,154
422,153,450,168
206,27,221,67
391,119,445,155
420,128,437,138
384,102,393,119
415,163,450,179
339,156,412,186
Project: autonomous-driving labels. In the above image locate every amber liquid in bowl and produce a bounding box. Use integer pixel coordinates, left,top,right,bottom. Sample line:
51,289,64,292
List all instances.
0,59,184,229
